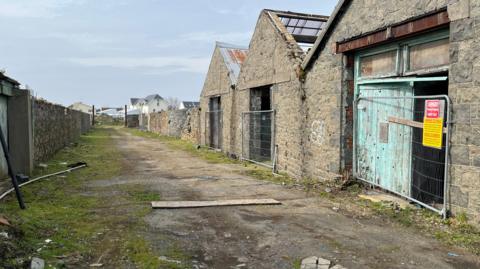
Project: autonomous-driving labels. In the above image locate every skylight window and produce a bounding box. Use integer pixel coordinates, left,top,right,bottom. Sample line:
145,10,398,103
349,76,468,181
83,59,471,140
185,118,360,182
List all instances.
279,16,326,43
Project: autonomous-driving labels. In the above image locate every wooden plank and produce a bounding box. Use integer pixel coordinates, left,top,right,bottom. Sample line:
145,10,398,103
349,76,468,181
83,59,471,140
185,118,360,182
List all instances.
388,116,447,133
151,199,281,209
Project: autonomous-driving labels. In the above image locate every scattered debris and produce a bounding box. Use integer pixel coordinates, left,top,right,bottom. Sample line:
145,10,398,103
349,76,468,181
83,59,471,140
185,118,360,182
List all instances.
0,164,87,201
90,253,105,267
30,257,45,269
448,252,459,257
0,216,10,226
151,199,281,209
358,191,410,209
0,231,9,239
300,256,346,269
301,256,330,269
67,161,88,168
224,232,232,238
237,257,248,263
158,256,181,264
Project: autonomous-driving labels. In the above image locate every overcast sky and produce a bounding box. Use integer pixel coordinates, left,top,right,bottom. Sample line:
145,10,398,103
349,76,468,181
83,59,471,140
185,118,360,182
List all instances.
0,0,338,107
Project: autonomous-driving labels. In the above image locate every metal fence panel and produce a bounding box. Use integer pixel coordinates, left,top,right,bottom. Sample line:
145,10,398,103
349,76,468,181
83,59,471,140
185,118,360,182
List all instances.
205,110,223,150
241,110,275,168
354,94,451,218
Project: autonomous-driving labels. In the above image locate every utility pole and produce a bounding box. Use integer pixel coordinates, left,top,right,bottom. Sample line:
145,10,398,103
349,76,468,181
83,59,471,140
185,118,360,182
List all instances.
124,105,128,127
92,105,95,126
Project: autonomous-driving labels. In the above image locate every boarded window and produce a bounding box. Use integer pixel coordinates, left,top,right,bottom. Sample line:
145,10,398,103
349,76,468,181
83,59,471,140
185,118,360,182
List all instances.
360,50,397,77
409,38,449,72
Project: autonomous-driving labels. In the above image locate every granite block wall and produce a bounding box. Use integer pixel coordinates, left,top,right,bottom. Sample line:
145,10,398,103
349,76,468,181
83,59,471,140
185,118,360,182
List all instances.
33,99,91,163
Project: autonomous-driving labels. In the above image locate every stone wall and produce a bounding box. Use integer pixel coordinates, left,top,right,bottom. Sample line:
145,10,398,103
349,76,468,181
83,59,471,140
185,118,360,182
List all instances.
181,108,201,144
33,99,91,163
149,111,169,135
448,0,480,221
148,108,200,142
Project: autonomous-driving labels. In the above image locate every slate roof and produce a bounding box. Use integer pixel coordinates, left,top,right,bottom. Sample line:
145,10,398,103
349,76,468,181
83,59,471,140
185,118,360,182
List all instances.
181,101,200,109
130,98,141,105
216,42,248,85
131,94,164,105
145,94,164,102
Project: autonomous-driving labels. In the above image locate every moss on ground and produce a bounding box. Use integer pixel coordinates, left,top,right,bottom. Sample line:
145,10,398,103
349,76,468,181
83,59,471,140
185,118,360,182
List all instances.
0,127,191,268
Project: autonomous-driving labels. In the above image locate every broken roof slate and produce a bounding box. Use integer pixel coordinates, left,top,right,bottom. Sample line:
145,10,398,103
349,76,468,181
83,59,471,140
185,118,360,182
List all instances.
181,101,200,109
302,0,351,69
216,42,248,85
265,9,329,44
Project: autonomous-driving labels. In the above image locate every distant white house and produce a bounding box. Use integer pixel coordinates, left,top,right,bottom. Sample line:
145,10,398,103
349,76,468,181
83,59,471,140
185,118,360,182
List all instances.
98,108,124,118
179,101,200,110
130,94,168,114
69,102,93,114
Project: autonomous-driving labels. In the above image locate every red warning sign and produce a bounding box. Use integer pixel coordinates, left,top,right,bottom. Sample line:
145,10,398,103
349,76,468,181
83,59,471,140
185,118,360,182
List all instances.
425,100,444,119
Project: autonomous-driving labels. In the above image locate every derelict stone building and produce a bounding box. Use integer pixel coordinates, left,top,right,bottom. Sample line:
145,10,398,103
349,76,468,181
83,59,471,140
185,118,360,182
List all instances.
198,0,480,221
302,0,480,219
200,42,248,155
233,9,328,177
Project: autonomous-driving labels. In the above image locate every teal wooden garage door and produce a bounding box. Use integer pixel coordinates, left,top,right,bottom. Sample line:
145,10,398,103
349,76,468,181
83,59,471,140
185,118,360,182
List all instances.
356,83,413,196
0,96,8,179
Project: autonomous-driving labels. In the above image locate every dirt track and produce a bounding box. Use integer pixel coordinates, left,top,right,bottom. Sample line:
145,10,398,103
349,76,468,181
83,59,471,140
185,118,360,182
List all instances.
92,128,480,269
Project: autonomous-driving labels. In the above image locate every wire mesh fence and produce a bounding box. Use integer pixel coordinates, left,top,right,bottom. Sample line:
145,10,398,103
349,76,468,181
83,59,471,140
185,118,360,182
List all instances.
354,94,450,217
241,110,275,168
204,110,223,150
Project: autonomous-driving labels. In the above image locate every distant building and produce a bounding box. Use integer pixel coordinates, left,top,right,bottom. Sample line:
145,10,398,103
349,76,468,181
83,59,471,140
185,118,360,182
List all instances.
129,94,168,114
98,107,123,118
69,102,93,114
179,101,200,110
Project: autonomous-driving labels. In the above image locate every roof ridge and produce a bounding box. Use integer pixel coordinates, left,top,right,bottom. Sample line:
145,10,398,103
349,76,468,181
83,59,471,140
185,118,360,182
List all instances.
216,41,248,50
263,9,329,20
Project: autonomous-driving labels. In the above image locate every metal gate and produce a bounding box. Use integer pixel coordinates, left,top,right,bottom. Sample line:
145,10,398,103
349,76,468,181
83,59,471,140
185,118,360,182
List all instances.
205,110,223,150
241,110,275,168
354,87,451,217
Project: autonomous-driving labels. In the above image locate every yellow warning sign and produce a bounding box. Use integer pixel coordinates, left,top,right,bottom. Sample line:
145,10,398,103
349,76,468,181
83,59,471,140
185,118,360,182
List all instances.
423,118,444,149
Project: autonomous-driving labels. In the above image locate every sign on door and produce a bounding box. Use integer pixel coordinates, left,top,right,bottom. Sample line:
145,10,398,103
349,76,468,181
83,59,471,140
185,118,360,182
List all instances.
422,100,445,149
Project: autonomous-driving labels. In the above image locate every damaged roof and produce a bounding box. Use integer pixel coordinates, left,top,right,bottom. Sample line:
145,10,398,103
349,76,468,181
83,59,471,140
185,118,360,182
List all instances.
216,42,248,85
265,9,329,45
181,101,200,109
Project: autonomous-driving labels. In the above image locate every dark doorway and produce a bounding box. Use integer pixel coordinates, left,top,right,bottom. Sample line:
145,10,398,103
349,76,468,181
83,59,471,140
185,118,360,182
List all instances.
208,96,222,149
411,79,448,206
249,86,272,162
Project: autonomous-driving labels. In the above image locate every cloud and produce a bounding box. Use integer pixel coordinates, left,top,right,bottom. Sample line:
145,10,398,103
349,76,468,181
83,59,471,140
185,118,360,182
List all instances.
46,32,113,48
156,31,252,48
0,0,84,18
67,56,211,74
